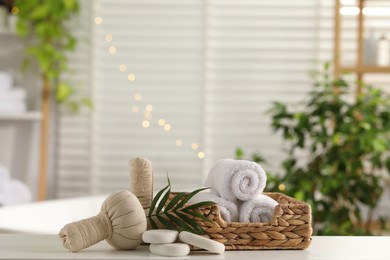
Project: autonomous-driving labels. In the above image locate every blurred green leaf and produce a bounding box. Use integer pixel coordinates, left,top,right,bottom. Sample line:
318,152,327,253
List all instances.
56,83,73,103
16,20,28,36
30,5,50,19
81,98,93,110
235,148,244,160
236,61,390,235
14,0,89,112
64,0,78,10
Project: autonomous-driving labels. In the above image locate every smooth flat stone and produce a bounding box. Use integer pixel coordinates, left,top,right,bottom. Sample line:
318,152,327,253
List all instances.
142,229,178,244
179,231,225,254
149,243,190,257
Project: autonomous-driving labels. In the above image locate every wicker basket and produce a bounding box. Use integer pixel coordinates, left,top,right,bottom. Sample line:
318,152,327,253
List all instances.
168,192,312,250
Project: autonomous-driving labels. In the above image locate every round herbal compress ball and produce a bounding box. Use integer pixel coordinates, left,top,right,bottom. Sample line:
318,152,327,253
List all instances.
59,190,147,252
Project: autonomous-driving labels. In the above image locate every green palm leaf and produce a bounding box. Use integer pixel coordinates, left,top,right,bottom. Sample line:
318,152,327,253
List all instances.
182,201,215,211
176,212,208,235
182,208,213,223
149,183,169,219
155,186,171,214
156,214,175,229
173,187,210,211
165,213,195,233
147,178,215,235
165,192,186,211
149,215,158,229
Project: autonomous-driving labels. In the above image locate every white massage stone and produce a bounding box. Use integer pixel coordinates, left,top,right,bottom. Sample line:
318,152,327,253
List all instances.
142,229,178,244
149,243,190,257
179,231,225,254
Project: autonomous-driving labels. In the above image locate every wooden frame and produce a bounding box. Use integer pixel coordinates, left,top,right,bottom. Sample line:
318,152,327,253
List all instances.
333,0,390,96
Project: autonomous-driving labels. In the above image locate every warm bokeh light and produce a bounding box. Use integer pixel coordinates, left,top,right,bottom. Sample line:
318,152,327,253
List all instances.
108,46,116,54
164,124,171,131
191,143,198,150
97,16,208,159
127,73,136,81
142,120,150,128
11,7,19,15
119,64,126,72
278,184,286,191
134,93,142,101
105,34,113,42
94,17,103,25
146,105,153,112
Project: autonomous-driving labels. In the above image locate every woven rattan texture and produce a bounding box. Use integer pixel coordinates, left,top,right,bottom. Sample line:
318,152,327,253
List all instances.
169,192,312,250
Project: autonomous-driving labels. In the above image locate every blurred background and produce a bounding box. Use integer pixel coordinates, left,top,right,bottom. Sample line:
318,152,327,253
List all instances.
0,0,390,235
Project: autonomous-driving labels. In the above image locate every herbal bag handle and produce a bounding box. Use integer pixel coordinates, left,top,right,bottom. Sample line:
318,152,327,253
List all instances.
130,157,153,210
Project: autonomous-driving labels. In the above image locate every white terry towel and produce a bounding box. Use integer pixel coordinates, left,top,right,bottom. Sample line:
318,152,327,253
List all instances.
239,194,278,223
0,71,12,92
0,102,27,112
0,179,32,206
0,88,26,102
188,191,239,222
0,164,10,190
204,159,267,202
0,164,32,206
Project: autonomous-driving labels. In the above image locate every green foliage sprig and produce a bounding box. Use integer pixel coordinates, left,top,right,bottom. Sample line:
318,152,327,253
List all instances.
14,0,91,112
237,62,390,235
148,178,215,235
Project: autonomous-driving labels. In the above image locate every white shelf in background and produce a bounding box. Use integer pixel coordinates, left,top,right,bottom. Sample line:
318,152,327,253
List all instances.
0,111,42,121
0,29,17,37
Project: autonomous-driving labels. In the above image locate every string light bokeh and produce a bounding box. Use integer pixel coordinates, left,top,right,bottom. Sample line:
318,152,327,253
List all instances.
93,10,205,160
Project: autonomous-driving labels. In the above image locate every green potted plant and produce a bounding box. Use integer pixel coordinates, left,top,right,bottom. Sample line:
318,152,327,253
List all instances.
239,63,390,235
14,0,90,199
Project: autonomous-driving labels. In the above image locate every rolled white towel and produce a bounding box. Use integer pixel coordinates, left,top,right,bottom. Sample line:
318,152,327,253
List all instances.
204,159,267,202
239,194,278,223
188,192,239,222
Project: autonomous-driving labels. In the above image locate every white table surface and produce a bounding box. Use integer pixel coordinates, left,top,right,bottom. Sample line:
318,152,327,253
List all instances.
0,235,389,259
0,196,106,234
